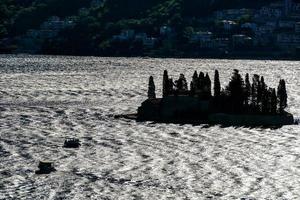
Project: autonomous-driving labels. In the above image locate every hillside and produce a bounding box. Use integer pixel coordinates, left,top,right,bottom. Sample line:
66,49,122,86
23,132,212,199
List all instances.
0,0,278,38
1,0,296,57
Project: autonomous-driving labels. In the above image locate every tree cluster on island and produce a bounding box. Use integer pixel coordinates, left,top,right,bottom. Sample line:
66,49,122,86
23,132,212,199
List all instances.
148,69,288,115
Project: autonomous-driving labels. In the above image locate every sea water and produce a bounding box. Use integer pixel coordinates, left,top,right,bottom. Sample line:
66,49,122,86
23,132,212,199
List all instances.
0,55,300,199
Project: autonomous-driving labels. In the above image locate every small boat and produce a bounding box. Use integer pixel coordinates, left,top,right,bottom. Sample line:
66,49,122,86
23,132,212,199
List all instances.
63,138,81,148
35,161,56,174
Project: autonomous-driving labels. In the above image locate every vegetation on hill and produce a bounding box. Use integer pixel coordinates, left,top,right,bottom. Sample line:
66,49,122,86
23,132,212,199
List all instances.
0,0,20,38
0,0,281,55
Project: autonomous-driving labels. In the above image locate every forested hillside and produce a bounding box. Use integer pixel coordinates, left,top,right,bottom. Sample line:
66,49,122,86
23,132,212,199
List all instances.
0,0,284,56
0,0,278,37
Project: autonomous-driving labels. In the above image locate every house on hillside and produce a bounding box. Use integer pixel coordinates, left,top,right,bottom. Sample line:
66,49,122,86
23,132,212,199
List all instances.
135,33,157,48
190,32,213,43
278,20,296,29
214,9,254,21
276,32,300,50
232,34,253,49
295,22,300,33
221,20,238,31
213,38,230,50
17,16,74,53
254,3,284,23
160,26,174,37
190,32,214,48
241,23,258,32
112,30,135,41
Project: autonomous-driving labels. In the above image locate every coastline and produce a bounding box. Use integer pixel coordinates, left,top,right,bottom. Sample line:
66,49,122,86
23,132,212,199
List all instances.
115,113,296,128
1,52,300,61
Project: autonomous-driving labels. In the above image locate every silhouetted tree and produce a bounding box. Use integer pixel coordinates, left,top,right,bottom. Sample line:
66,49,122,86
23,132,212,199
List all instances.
163,70,169,97
251,74,260,110
260,76,266,93
256,77,263,111
214,70,221,97
271,88,277,114
192,71,198,85
277,79,287,113
267,88,273,114
157,70,287,116
190,81,194,96
226,69,244,112
261,89,270,114
244,73,251,107
260,76,267,112
182,75,188,91
175,74,188,92
148,76,156,99
198,72,205,92
191,71,198,95
219,88,230,113
169,78,174,95
204,73,212,98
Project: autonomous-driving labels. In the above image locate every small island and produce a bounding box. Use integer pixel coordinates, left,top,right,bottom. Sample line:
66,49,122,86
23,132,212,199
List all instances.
135,69,294,126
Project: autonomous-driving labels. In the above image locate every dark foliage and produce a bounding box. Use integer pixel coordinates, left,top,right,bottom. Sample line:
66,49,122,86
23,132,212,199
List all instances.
271,88,277,114
214,70,221,97
277,79,287,113
175,74,188,92
226,69,245,112
204,73,212,98
244,73,251,106
163,70,169,97
190,70,198,96
148,76,156,99
158,69,288,115
0,0,280,55
11,0,91,36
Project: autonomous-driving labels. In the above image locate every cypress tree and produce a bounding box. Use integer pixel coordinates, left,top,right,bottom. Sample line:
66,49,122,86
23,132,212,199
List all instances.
251,74,260,111
282,79,287,108
168,78,174,95
260,76,267,113
268,88,273,114
190,81,194,96
192,71,198,84
192,71,198,95
205,73,212,98
277,79,287,113
198,72,205,91
257,76,263,111
244,73,251,106
175,74,188,92
261,88,270,114
214,70,221,97
260,76,266,92
182,74,188,91
148,76,156,99
271,88,277,114
251,83,255,110
163,70,169,97
226,69,244,112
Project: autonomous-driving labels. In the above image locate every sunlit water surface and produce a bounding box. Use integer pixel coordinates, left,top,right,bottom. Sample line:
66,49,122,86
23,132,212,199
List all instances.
0,55,300,200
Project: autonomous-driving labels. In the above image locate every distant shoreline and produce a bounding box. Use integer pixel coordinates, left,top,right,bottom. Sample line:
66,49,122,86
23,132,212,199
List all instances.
1,53,300,61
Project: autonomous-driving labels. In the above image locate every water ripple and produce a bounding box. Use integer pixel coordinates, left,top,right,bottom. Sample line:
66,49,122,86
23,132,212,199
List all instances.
0,55,300,199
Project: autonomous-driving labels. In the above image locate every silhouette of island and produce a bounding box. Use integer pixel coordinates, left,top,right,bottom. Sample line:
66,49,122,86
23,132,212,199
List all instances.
134,69,294,127
116,69,294,127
